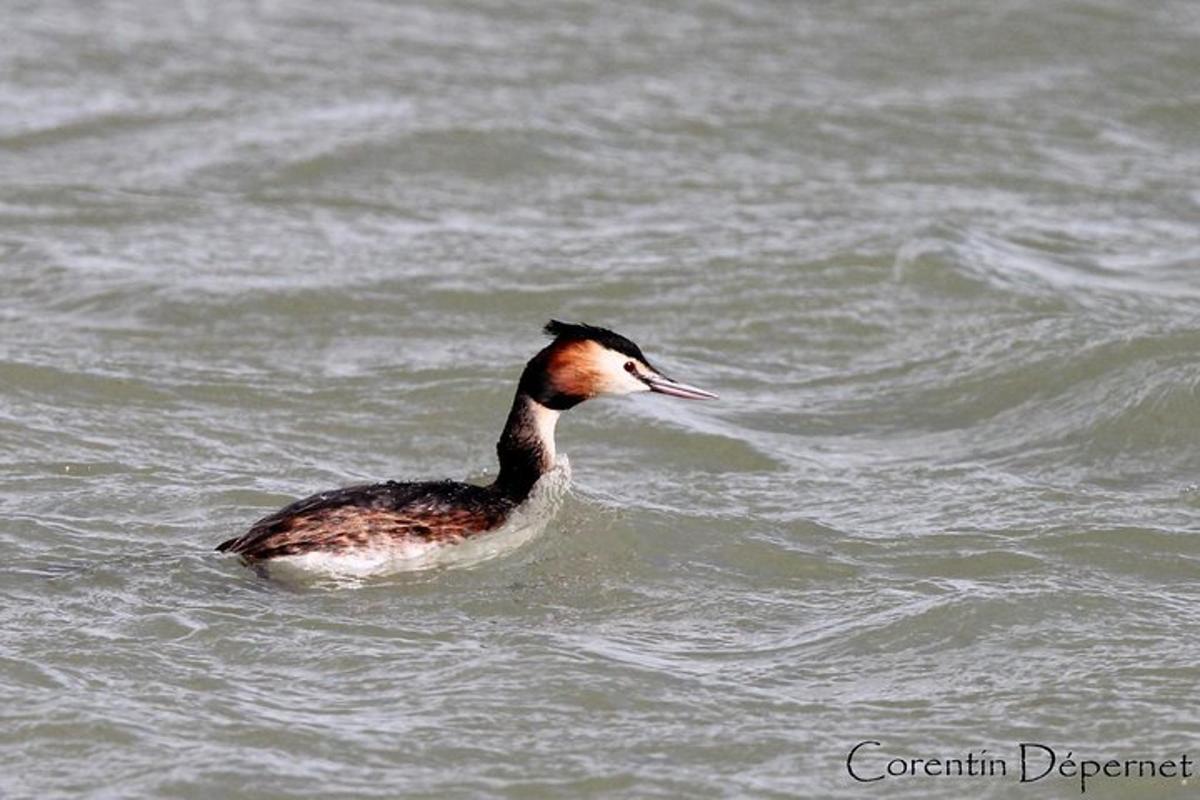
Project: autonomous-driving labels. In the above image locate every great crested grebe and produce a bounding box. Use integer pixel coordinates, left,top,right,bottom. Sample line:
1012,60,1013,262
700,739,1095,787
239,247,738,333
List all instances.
216,320,716,572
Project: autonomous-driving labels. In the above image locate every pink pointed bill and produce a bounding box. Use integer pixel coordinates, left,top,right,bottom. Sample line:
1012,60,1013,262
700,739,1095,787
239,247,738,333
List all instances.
644,374,718,400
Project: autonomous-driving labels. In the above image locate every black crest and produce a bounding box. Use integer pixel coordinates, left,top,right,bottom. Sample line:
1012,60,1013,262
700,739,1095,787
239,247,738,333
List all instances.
543,319,651,364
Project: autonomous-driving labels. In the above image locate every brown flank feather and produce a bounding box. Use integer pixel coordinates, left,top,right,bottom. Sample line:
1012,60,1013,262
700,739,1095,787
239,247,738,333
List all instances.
216,481,513,561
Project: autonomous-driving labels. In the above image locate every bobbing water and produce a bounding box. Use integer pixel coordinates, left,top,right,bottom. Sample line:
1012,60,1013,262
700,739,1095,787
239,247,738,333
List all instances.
3,0,1200,797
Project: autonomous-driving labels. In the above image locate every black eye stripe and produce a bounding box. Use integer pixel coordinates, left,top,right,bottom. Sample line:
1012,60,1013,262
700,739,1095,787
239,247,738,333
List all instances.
625,361,655,388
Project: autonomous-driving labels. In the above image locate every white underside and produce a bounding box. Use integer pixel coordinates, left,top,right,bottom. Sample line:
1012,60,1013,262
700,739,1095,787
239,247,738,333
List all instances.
261,457,571,584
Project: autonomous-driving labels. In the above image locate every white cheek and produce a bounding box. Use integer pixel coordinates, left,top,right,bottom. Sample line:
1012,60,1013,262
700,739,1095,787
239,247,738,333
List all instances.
613,370,651,394
596,349,650,395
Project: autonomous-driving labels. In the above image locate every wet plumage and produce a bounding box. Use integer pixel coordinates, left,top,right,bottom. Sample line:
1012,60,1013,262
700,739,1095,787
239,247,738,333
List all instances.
216,481,513,560
216,320,716,570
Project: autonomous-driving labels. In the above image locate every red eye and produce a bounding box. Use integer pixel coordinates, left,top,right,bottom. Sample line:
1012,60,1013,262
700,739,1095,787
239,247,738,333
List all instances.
624,361,637,373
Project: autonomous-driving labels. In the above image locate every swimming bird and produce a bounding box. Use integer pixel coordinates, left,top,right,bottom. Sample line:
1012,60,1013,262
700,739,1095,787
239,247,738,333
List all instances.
216,320,716,572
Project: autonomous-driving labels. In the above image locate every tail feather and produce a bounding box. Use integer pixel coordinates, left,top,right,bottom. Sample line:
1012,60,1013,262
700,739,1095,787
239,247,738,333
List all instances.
215,536,241,553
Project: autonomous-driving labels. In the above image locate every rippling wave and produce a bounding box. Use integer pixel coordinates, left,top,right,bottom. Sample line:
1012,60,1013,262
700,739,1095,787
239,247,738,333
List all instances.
3,0,1199,797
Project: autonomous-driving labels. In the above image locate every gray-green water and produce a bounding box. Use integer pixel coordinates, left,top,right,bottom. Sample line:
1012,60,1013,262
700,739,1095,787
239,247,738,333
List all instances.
4,1,1200,797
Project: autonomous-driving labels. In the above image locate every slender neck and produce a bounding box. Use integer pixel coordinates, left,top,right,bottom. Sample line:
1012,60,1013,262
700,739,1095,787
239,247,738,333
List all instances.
492,391,560,502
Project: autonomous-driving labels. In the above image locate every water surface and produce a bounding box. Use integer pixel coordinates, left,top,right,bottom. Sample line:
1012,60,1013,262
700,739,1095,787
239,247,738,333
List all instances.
3,1,1200,797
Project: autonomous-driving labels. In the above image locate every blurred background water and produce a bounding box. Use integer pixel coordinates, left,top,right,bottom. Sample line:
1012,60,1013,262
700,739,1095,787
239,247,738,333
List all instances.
3,0,1200,797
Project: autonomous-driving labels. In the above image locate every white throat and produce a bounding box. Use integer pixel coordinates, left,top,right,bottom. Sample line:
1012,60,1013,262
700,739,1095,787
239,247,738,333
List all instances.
529,401,561,468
